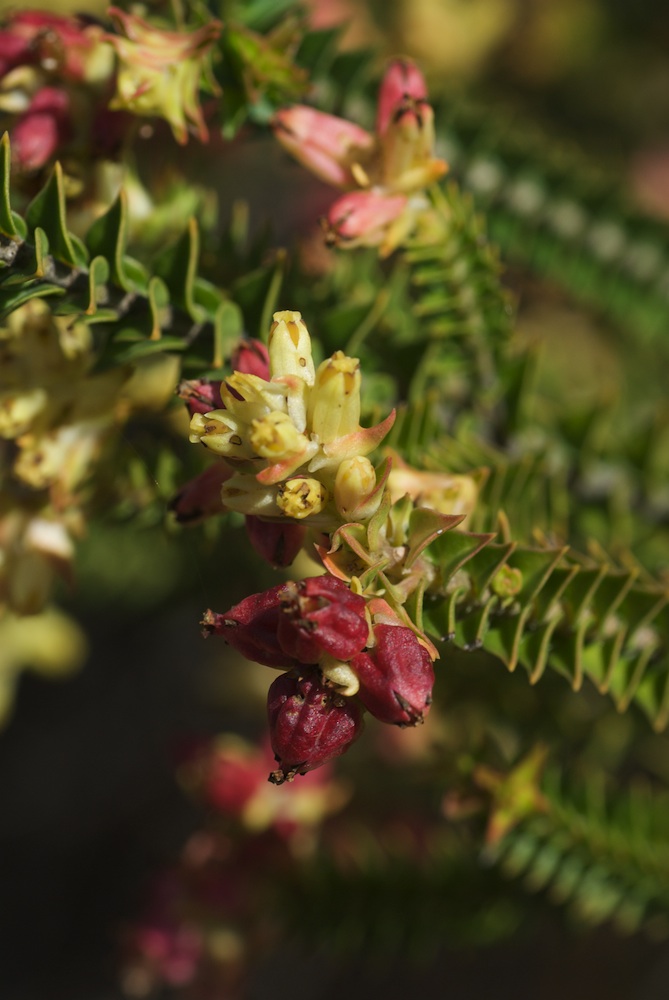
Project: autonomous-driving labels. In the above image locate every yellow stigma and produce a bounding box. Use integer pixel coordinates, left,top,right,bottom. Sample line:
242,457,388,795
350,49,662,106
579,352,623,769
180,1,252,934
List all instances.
268,311,315,385
250,411,308,460
309,351,361,444
277,478,328,519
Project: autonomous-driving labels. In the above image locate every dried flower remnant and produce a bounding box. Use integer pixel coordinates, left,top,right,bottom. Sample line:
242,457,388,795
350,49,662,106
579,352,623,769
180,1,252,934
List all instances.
105,7,222,144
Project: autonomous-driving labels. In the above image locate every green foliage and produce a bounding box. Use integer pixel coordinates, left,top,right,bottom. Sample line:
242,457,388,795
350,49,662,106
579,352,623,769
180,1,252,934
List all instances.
441,103,669,344
490,770,669,935
423,528,669,731
0,136,245,372
403,183,515,417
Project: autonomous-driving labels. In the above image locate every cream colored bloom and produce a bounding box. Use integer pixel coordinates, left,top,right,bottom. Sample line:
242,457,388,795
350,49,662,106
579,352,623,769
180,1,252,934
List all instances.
189,311,394,527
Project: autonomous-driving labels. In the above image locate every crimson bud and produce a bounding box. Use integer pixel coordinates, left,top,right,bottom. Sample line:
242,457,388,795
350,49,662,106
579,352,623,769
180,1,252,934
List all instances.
351,624,434,726
267,667,363,783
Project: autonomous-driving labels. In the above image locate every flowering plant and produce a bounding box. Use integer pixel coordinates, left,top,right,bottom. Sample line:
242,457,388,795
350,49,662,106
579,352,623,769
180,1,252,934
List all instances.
1,3,669,998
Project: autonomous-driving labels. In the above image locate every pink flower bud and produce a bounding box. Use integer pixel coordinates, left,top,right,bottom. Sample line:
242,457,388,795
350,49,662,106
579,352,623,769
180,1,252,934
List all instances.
376,58,429,136
277,575,369,663
244,515,306,568
231,338,270,380
198,742,263,815
323,190,408,250
0,29,33,77
273,105,374,189
11,87,72,172
202,584,295,669
351,624,435,726
169,461,232,524
177,379,223,417
267,667,364,783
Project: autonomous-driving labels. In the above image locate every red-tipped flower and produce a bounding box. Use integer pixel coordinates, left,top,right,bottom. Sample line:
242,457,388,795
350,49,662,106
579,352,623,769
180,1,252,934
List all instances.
277,575,369,663
177,378,224,417
375,57,429,136
267,667,363,783
323,190,408,251
11,87,73,172
244,515,306,568
169,461,231,524
351,624,434,726
231,338,271,380
272,105,374,189
0,11,103,82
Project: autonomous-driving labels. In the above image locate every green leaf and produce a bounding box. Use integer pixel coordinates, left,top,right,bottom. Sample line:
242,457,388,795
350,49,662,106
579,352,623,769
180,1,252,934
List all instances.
430,529,495,585
154,217,202,320
0,133,21,240
25,161,87,268
86,190,133,292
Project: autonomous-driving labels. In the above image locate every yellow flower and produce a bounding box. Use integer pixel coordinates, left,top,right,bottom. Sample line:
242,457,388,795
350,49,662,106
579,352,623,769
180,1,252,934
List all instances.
189,311,394,527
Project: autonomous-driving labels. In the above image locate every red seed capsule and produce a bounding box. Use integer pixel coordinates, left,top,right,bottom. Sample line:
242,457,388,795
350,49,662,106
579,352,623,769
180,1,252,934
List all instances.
350,624,434,726
202,583,295,669
277,575,369,663
267,668,364,784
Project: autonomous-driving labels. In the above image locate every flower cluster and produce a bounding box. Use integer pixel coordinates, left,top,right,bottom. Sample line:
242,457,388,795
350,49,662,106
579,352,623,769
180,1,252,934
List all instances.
273,58,447,256
0,300,130,615
203,574,435,783
187,311,395,536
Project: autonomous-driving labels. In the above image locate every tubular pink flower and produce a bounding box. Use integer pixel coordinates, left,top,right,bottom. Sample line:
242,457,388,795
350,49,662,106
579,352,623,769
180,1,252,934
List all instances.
376,58,429,136
11,86,72,172
267,667,364,783
274,56,446,253
350,624,435,726
273,105,374,189
323,190,408,249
